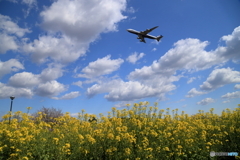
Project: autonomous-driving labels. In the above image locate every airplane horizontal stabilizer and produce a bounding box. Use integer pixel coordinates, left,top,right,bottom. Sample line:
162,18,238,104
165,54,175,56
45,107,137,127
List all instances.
156,35,163,42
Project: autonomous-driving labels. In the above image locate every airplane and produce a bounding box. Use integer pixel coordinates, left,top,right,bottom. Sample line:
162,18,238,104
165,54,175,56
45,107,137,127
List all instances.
127,26,163,43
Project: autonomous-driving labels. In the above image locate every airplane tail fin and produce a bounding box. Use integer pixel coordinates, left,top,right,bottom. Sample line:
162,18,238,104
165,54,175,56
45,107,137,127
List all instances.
156,35,163,42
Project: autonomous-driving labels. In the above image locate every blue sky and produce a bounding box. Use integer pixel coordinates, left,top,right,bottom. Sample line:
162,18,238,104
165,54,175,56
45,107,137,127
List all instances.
0,0,240,117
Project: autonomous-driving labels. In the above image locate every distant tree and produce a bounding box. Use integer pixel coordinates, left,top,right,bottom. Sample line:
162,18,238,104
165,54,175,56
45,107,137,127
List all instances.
32,106,64,123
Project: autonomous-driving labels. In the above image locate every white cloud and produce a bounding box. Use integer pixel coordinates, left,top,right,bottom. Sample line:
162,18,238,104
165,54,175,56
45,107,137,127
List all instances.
221,91,240,99
21,0,38,17
6,65,70,98
40,64,64,81
23,0,126,65
6,0,38,17
152,48,157,52
223,100,230,103
0,59,24,78
128,39,224,80
8,63,64,88
186,88,207,98
0,82,33,99
8,72,40,88
0,14,30,37
0,14,30,54
23,35,87,64
35,80,67,97
197,98,215,105
40,0,127,42
126,6,135,13
187,77,196,84
0,33,19,53
77,55,124,79
22,0,36,5
200,68,240,91
87,78,176,102
52,91,80,100
234,84,240,90
72,81,83,88
126,52,145,64
218,26,240,61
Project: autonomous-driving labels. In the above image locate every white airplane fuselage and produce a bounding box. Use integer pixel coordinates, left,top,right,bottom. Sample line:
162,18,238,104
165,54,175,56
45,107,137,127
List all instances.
127,26,163,43
127,29,158,40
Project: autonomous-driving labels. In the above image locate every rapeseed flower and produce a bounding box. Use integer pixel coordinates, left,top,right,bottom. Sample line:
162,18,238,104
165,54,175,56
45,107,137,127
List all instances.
164,147,170,151
125,148,131,155
107,133,114,140
115,135,121,142
0,104,239,159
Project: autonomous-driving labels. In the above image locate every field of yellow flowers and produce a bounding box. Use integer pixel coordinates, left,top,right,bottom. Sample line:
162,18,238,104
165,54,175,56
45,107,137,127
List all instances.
0,102,240,160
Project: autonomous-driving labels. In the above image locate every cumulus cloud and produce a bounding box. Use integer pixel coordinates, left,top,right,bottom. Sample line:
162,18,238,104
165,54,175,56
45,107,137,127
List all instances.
186,88,207,98
187,77,196,84
23,35,87,64
72,81,83,88
234,84,240,90
8,72,40,88
128,38,224,80
23,0,127,64
6,63,67,98
0,82,33,99
40,0,127,42
77,55,124,79
35,80,67,97
40,64,64,81
8,63,64,87
0,33,18,53
0,14,30,53
87,78,176,101
126,52,145,64
0,59,24,78
217,26,240,61
52,91,80,100
221,91,240,99
197,98,215,105
0,14,30,37
200,68,240,91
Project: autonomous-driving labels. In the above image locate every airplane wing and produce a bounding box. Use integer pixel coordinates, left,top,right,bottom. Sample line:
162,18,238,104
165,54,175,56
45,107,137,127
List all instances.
138,35,146,43
140,26,158,35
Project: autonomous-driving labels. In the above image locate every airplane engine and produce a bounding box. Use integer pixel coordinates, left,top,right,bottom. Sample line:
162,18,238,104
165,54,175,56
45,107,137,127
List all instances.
140,40,143,42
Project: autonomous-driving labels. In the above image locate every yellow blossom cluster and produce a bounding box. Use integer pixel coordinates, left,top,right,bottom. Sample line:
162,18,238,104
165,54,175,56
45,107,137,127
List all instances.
0,104,240,159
